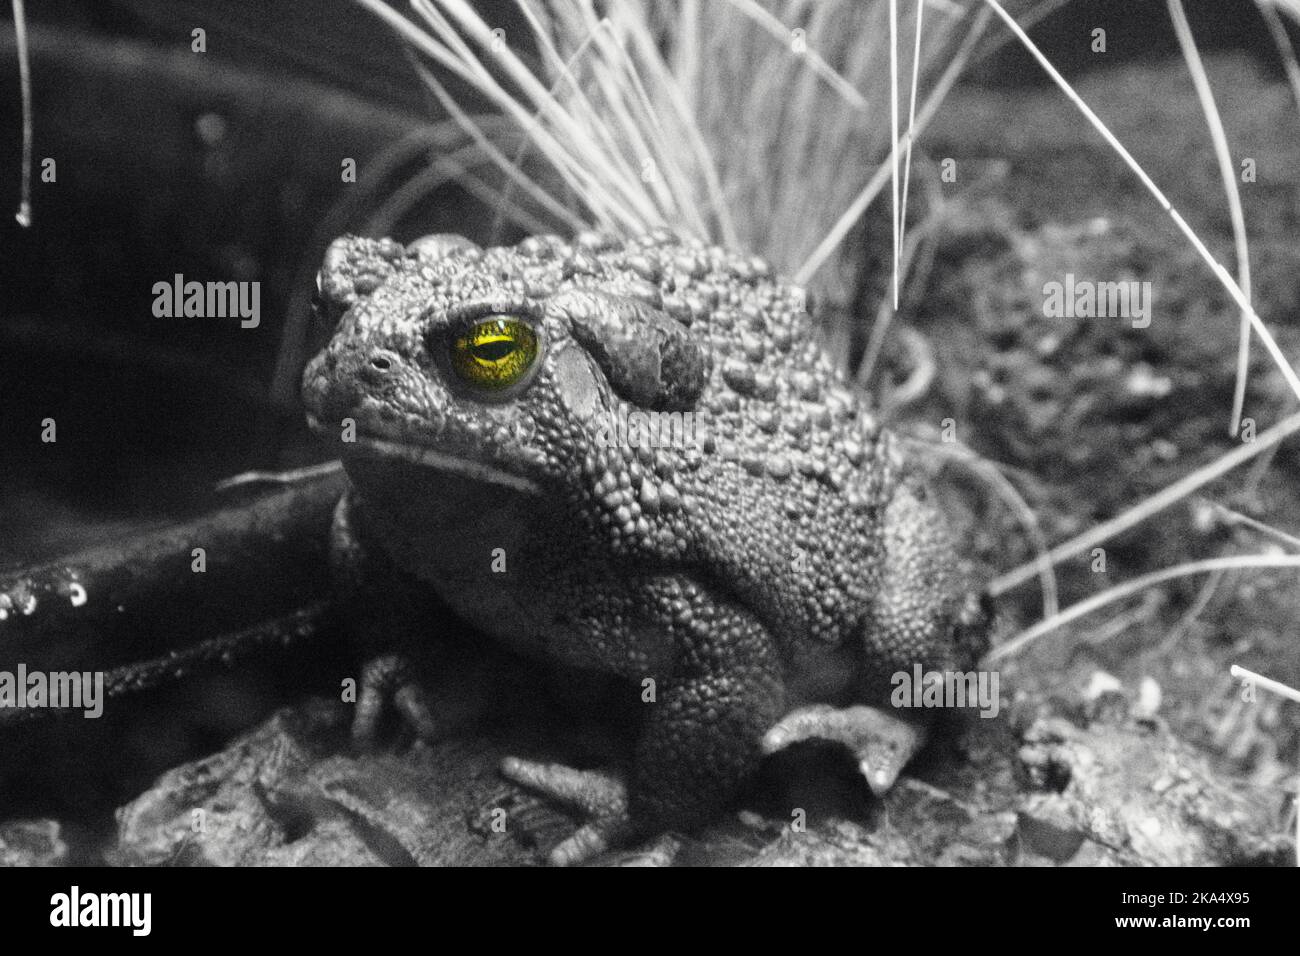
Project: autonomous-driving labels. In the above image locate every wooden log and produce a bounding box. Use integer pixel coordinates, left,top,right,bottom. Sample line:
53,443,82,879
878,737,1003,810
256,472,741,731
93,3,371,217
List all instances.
0,600,332,726
0,471,346,674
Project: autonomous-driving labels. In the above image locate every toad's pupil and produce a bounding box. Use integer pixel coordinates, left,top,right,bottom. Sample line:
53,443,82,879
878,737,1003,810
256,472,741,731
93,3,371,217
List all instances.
474,339,515,361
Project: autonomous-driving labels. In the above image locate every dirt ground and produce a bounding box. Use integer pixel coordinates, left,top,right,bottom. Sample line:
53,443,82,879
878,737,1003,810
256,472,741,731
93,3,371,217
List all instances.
924,51,1299,815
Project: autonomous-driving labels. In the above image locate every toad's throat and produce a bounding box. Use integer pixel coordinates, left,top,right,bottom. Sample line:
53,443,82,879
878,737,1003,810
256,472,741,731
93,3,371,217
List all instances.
305,415,543,496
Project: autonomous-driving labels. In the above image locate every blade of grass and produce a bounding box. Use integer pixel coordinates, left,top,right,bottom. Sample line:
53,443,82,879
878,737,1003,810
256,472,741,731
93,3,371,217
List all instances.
796,3,991,285
488,20,611,240
408,58,593,232
915,438,1061,620
898,0,925,286
403,0,654,228
988,554,1300,662
618,4,736,244
1229,664,1300,706
1207,500,1300,551
890,0,901,308
11,0,31,226
366,145,552,236
505,8,651,221
989,409,1300,595
723,0,870,110
1168,0,1253,438
1256,0,1300,115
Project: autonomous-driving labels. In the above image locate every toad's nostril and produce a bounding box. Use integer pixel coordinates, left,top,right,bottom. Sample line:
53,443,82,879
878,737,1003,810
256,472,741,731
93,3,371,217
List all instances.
358,350,400,385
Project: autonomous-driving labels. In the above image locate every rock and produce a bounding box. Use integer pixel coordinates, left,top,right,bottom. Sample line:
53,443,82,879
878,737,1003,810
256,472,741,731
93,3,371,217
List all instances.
1017,713,1292,866
0,818,67,866
110,699,570,866
1083,671,1122,701
1017,798,1087,862
1134,677,1162,719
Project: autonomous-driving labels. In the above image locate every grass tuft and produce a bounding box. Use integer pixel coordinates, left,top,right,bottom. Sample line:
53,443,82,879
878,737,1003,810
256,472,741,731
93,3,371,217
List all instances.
354,1,1300,688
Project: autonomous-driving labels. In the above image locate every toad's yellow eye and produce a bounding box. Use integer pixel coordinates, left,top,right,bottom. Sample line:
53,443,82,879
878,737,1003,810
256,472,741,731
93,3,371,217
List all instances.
449,316,539,391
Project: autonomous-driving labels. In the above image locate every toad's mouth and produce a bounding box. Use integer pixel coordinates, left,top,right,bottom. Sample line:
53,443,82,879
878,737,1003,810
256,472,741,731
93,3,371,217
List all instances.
305,414,543,496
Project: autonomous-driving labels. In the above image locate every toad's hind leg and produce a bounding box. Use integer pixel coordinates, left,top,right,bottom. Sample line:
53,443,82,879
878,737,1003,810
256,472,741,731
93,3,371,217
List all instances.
861,476,990,693
771,476,991,794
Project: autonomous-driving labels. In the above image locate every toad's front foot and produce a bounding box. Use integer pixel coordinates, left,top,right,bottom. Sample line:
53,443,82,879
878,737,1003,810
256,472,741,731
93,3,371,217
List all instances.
352,653,440,746
762,704,929,796
500,757,641,866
